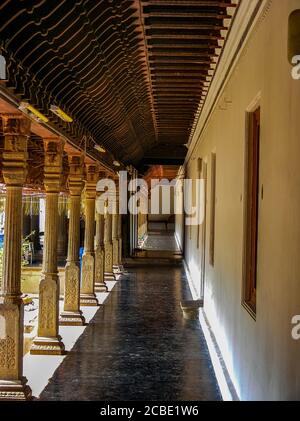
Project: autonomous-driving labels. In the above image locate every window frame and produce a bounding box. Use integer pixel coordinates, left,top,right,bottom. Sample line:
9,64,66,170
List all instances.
242,98,261,319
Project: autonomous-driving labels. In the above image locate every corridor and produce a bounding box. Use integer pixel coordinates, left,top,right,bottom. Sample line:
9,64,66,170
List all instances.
39,256,221,401
0,0,299,404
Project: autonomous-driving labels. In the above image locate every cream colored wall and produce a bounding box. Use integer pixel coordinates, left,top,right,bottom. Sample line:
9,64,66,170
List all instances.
179,0,300,400
148,184,175,222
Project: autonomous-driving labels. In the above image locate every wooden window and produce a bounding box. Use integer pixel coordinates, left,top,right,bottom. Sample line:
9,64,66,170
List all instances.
209,153,216,266
243,107,260,317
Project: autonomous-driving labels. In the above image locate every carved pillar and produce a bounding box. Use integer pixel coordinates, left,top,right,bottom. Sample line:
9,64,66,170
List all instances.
31,139,65,355
60,155,85,325
95,208,107,292
104,203,114,280
118,213,122,265
0,115,32,400
80,164,99,306
112,195,119,268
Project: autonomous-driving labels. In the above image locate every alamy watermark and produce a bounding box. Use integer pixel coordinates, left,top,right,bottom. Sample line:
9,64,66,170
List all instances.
291,55,300,80
96,171,205,226
291,316,300,340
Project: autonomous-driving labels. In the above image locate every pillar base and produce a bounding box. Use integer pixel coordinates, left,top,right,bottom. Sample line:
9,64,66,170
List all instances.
0,377,32,401
30,335,65,355
95,282,108,292
113,265,124,274
80,293,99,306
105,272,116,281
59,310,85,326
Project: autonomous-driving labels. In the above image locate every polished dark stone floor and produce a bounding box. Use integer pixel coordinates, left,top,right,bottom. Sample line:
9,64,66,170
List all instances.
143,231,179,252
39,236,221,401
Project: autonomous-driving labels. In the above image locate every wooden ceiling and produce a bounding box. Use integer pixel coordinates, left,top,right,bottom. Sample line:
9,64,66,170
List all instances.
0,0,237,169
143,164,180,186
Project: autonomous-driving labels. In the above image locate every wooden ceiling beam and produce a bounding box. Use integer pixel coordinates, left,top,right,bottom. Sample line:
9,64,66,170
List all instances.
142,1,236,7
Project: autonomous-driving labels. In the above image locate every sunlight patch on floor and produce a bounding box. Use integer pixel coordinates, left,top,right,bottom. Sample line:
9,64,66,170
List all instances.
23,280,117,399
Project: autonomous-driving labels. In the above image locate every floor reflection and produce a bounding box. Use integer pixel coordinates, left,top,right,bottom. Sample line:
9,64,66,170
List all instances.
39,256,221,400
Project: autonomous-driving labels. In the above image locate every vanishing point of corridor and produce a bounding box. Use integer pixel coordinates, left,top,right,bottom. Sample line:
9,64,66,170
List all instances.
39,235,221,401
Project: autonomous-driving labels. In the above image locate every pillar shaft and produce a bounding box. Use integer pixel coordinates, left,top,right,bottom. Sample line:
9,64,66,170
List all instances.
31,138,65,355
0,115,32,400
57,204,68,259
113,180,122,271
80,164,99,306
67,195,81,262
104,211,114,279
118,214,123,264
112,210,119,267
95,211,107,292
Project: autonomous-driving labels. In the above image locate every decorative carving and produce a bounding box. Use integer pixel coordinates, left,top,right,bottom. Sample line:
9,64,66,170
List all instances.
43,138,64,192
0,377,32,401
81,253,94,293
64,264,79,309
1,116,30,186
0,336,16,370
2,116,30,137
113,239,119,266
84,163,99,199
68,154,84,195
38,277,57,335
105,242,113,273
95,247,104,283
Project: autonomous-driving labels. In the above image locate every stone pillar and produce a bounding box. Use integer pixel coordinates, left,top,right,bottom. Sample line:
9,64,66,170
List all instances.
80,164,99,306
31,138,65,355
60,155,85,325
104,205,114,280
118,213,123,265
94,209,107,292
112,199,119,268
0,115,32,400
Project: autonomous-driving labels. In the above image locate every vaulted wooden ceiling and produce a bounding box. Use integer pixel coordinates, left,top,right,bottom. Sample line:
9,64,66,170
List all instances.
0,0,237,170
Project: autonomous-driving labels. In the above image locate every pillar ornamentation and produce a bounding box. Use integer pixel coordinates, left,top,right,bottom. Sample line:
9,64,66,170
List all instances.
112,196,120,268
95,209,107,292
31,138,65,355
80,164,99,306
118,213,122,266
0,115,32,400
104,204,114,281
60,154,85,325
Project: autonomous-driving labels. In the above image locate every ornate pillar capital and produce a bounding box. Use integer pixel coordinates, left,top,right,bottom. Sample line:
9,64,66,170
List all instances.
67,154,84,196
43,138,64,193
84,163,99,199
1,115,30,186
